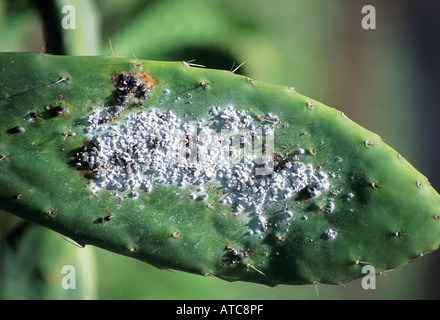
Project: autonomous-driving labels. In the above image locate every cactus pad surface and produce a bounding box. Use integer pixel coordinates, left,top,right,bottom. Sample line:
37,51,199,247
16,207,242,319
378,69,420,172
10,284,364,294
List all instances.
1,52,440,286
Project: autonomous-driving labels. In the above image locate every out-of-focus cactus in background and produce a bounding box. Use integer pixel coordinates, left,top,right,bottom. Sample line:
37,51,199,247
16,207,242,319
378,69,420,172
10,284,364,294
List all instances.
1,0,440,299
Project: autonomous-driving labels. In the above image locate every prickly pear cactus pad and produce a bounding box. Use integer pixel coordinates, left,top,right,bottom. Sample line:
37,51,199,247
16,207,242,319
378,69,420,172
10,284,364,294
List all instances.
1,52,440,286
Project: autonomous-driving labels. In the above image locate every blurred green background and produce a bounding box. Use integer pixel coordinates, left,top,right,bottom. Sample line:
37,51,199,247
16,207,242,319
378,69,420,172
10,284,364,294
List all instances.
1,0,440,299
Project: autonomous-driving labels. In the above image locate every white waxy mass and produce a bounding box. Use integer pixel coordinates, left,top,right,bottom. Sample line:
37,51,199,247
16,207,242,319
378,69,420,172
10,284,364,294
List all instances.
81,105,330,234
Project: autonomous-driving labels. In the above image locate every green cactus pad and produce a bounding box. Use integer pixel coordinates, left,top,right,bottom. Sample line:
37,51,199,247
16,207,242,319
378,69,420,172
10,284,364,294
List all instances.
1,52,439,286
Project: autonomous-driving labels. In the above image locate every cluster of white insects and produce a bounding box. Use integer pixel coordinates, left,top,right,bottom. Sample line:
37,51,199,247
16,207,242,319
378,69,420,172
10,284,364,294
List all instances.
80,99,331,235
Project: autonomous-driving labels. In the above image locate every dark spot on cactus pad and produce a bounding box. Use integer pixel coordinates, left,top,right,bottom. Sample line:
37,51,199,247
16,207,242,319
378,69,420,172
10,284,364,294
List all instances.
24,110,40,121
50,105,67,117
6,126,26,134
223,245,247,265
70,141,95,178
296,186,320,200
273,152,289,172
42,104,68,118
111,71,156,106
94,213,114,223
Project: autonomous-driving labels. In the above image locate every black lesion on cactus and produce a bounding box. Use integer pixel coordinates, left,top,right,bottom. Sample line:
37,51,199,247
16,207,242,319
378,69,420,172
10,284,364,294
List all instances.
40,104,68,119
222,245,248,265
93,213,114,224
296,186,320,201
71,139,138,182
49,105,67,117
24,110,41,121
110,71,153,107
93,71,156,123
69,141,95,178
6,126,26,134
273,152,289,172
